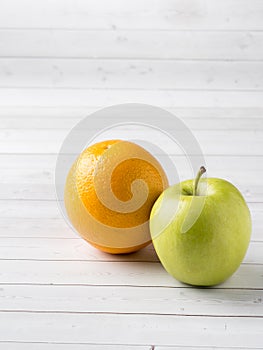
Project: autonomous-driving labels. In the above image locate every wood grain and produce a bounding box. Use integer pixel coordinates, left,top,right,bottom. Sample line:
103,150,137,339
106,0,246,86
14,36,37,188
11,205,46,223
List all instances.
0,284,262,316
0,312,262,347
0,344,150,350
0,128,262,155
1,30,262,60
1,59,262,90
1,0,263,30
0,106,262,119
1,88,262,107
0,344,258,350
1,116,263,130
0,239,261,264
0,204,262,240
0,260,262,289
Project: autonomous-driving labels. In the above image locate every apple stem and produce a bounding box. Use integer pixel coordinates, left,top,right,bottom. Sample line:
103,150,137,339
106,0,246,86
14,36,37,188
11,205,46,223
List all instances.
193,166,206,196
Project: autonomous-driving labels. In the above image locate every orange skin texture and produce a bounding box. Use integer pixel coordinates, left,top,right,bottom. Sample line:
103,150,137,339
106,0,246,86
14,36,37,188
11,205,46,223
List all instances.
64,140,169,254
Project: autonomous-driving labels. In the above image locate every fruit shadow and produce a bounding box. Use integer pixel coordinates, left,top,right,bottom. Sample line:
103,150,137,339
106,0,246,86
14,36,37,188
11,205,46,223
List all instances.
98,242,160,263
87,243,263,308
219,263,262,290
180,264,263,310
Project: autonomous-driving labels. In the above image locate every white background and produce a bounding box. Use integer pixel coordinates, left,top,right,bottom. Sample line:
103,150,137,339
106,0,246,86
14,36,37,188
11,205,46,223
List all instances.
0,0,263,349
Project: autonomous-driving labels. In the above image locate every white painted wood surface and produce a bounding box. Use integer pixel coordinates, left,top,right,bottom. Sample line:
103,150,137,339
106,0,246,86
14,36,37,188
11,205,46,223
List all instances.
0,0,263,348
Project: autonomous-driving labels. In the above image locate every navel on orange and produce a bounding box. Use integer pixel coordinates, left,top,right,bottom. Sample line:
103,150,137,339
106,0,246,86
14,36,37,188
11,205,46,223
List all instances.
64,139,168,254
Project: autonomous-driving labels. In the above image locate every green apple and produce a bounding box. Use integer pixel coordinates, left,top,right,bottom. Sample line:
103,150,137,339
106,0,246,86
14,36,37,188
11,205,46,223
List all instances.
149,167,251,286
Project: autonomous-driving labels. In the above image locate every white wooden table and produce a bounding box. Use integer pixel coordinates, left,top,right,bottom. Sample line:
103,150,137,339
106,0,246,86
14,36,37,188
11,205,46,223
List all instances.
0,1,263,348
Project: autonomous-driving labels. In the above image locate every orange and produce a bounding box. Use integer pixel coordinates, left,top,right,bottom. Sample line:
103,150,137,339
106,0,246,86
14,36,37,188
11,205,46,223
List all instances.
64,139,168,254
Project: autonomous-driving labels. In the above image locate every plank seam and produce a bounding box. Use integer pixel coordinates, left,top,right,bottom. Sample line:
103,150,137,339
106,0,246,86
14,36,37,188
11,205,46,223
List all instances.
0,310,262,318
1,57,263,62
0,282,262,291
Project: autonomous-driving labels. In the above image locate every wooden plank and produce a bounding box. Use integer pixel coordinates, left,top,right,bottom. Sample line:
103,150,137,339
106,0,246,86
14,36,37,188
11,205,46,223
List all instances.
0,218,76,239
1,59,263,90
0,345,258,350
0,214,261,242
0,201,262,240
0,154,58,169
0,89,262,108
0,344,148,350
0,238,260,264
0,200,263,219
0,128,263,155
0,344,149,350
1,0,263,30
0,284,262,316
0,207,262,241
0,260,262,289
0,312,262,347
0,154,262,179
1,116,263,130
0,198,261,221
1,182,262,203
0,184,53,200
0,106,263,119
0,238,159,262
0,200,60,219
0,155,262,202
1,30,263,60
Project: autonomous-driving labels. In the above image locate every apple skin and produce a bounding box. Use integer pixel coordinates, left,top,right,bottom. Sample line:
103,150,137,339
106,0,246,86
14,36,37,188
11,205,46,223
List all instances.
149,178,252,286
